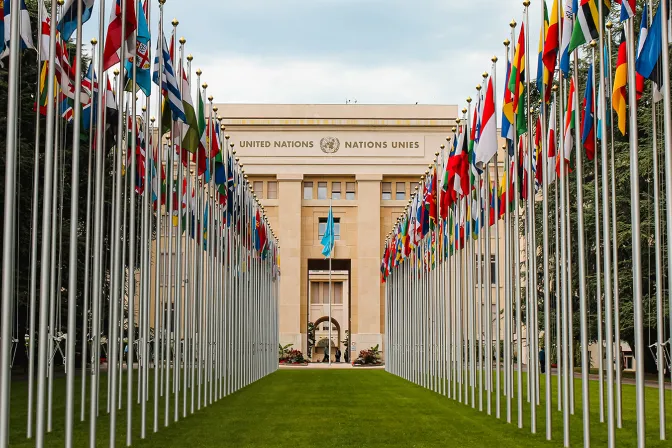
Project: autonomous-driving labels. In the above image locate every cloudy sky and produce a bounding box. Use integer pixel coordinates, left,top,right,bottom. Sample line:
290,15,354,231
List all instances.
84,0,544,108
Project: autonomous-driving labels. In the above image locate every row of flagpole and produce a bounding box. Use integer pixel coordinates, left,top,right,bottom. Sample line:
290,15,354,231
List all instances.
383,0,671,446
0,0,280,447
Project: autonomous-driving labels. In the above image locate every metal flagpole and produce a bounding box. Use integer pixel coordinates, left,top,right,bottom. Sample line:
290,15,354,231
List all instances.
573,47,590,448
624,15,645,448
329,196,333,366
35,0,60,444
0,0,23,444
65,1,85,444
502,35,512,425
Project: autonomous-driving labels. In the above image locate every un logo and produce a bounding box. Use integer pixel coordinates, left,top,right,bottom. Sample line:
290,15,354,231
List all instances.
320,137,340,154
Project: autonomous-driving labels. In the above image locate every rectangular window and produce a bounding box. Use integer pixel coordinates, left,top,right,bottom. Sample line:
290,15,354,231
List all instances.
334,282,343,304
331,182,341,200
253,181,263,198
410,182,419,195
346,182,356,200
310,282,320,304
478,255,497,285
318,217,341,240
303,181,313,200
267,181,278,199
382,182,392,200
395,182,406,200
318,182,328,200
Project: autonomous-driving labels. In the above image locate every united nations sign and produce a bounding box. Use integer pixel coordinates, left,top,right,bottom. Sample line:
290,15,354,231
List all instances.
320,137,340,154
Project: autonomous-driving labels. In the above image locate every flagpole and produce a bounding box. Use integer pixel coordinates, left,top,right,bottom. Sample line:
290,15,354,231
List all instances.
0,0,23,443
502,36,512,425
329,195,333,366
658,0,672,439
573,45,590,448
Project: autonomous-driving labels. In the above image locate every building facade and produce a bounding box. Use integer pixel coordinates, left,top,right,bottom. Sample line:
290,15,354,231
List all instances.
216,104,458,361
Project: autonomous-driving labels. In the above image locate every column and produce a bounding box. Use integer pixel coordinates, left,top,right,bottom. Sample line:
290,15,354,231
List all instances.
277,174,303,351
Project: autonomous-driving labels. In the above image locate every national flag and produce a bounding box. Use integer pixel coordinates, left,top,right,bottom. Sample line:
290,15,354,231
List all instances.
616,0,635,21
60,95,74,122
537,1,552,102
636,0,664,102
81,64,98,129
57,0,95,41
450,126,470,198
152,34,186,123
321,206,335,258
193,87,208,177
502,58,515,142
475,75,497,169
560,0,574,77
508,23,527,136
547,97,558,185
634,3,650,100
35,61,55,116
560,77,575,176
569,0,611,53
597,43,611,140
124,0,151,96
179,66,201,153
581,63,595,160
102,0,137,71
612,30,627,136
543,0,561,75
1,0,35,59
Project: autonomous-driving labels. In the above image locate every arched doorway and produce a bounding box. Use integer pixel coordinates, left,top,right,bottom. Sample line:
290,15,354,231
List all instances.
312,316,340,362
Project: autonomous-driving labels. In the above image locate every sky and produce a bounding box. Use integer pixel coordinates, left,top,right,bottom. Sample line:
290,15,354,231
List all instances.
82,0,546,109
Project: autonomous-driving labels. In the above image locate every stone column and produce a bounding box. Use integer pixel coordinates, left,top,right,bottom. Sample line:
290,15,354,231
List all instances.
277,174,303,351
355,174,383,356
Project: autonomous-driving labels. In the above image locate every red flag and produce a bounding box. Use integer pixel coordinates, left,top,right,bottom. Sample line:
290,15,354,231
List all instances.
103,0,138,71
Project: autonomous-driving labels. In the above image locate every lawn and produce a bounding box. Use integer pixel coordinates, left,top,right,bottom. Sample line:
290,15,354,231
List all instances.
6,369,672,447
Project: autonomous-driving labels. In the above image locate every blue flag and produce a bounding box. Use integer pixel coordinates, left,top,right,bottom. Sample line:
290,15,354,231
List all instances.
125,0,151,96
57,0,95,41
321,206,335,258
635,0,664,90
1,0,35,59
152,35,186,122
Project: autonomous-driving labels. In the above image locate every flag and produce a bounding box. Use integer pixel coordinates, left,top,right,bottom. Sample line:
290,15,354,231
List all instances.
543,0,561,75
569,0,611,53
537,1,552,102
635,2,655,100
81,64,97,129
636,0,664,101
450,126,470,198
509,23,527,136
581,63,595,160
102,75,119,153
124,0,151,96
0,1,4,56
475,75,497,168
179,67,201,154
612,30,627,136
321,206,335,258
560,77,575,176
502,58,515,142
1,0,35,59
57,0,95,41
35,61,55,115
194,86,208,177
617,0,635,21
597,43,611,139
560,1,574,77
547,98,558,185
102,0,137,71
152,35,186,123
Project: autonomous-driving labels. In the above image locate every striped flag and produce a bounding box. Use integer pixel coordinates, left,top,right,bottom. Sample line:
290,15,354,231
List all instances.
612,30,627,136
475,75,497,169
508,23,527,136
617,0,635,21
559,0,574,77
537,0,552,102
501,58,515,142
581,63,595,161
57,0,95,41
634,3,648,100
543,0,561,76
152,34,186,123
569,0,611,53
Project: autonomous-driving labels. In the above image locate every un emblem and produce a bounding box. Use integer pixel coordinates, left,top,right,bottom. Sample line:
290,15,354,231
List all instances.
320,137,340,154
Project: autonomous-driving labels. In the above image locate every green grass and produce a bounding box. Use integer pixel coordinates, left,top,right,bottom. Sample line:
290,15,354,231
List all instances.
6,369,672,447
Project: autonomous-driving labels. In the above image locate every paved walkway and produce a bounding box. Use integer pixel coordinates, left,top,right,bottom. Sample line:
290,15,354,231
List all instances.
279,362,384,369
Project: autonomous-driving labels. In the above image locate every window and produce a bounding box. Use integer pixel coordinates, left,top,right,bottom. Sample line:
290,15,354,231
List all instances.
318,182,328,200
382,182,392,200
334,282,343,304
331,182,341,200
253,181,263,198
478,255,497,285
318,217,341,240
396,182,406,200
310,282,320,304
304,181,313,200
410,182,419,194
267,181,278,199
346,182,356,200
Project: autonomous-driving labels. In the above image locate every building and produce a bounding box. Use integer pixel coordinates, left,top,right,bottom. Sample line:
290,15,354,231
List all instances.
216,104,458,361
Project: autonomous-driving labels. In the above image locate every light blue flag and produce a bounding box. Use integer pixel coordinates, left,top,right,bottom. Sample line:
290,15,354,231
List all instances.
57,0,95,41
321,206,335,258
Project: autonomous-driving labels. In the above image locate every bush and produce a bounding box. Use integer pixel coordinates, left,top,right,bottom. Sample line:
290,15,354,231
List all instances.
354,344,382,365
